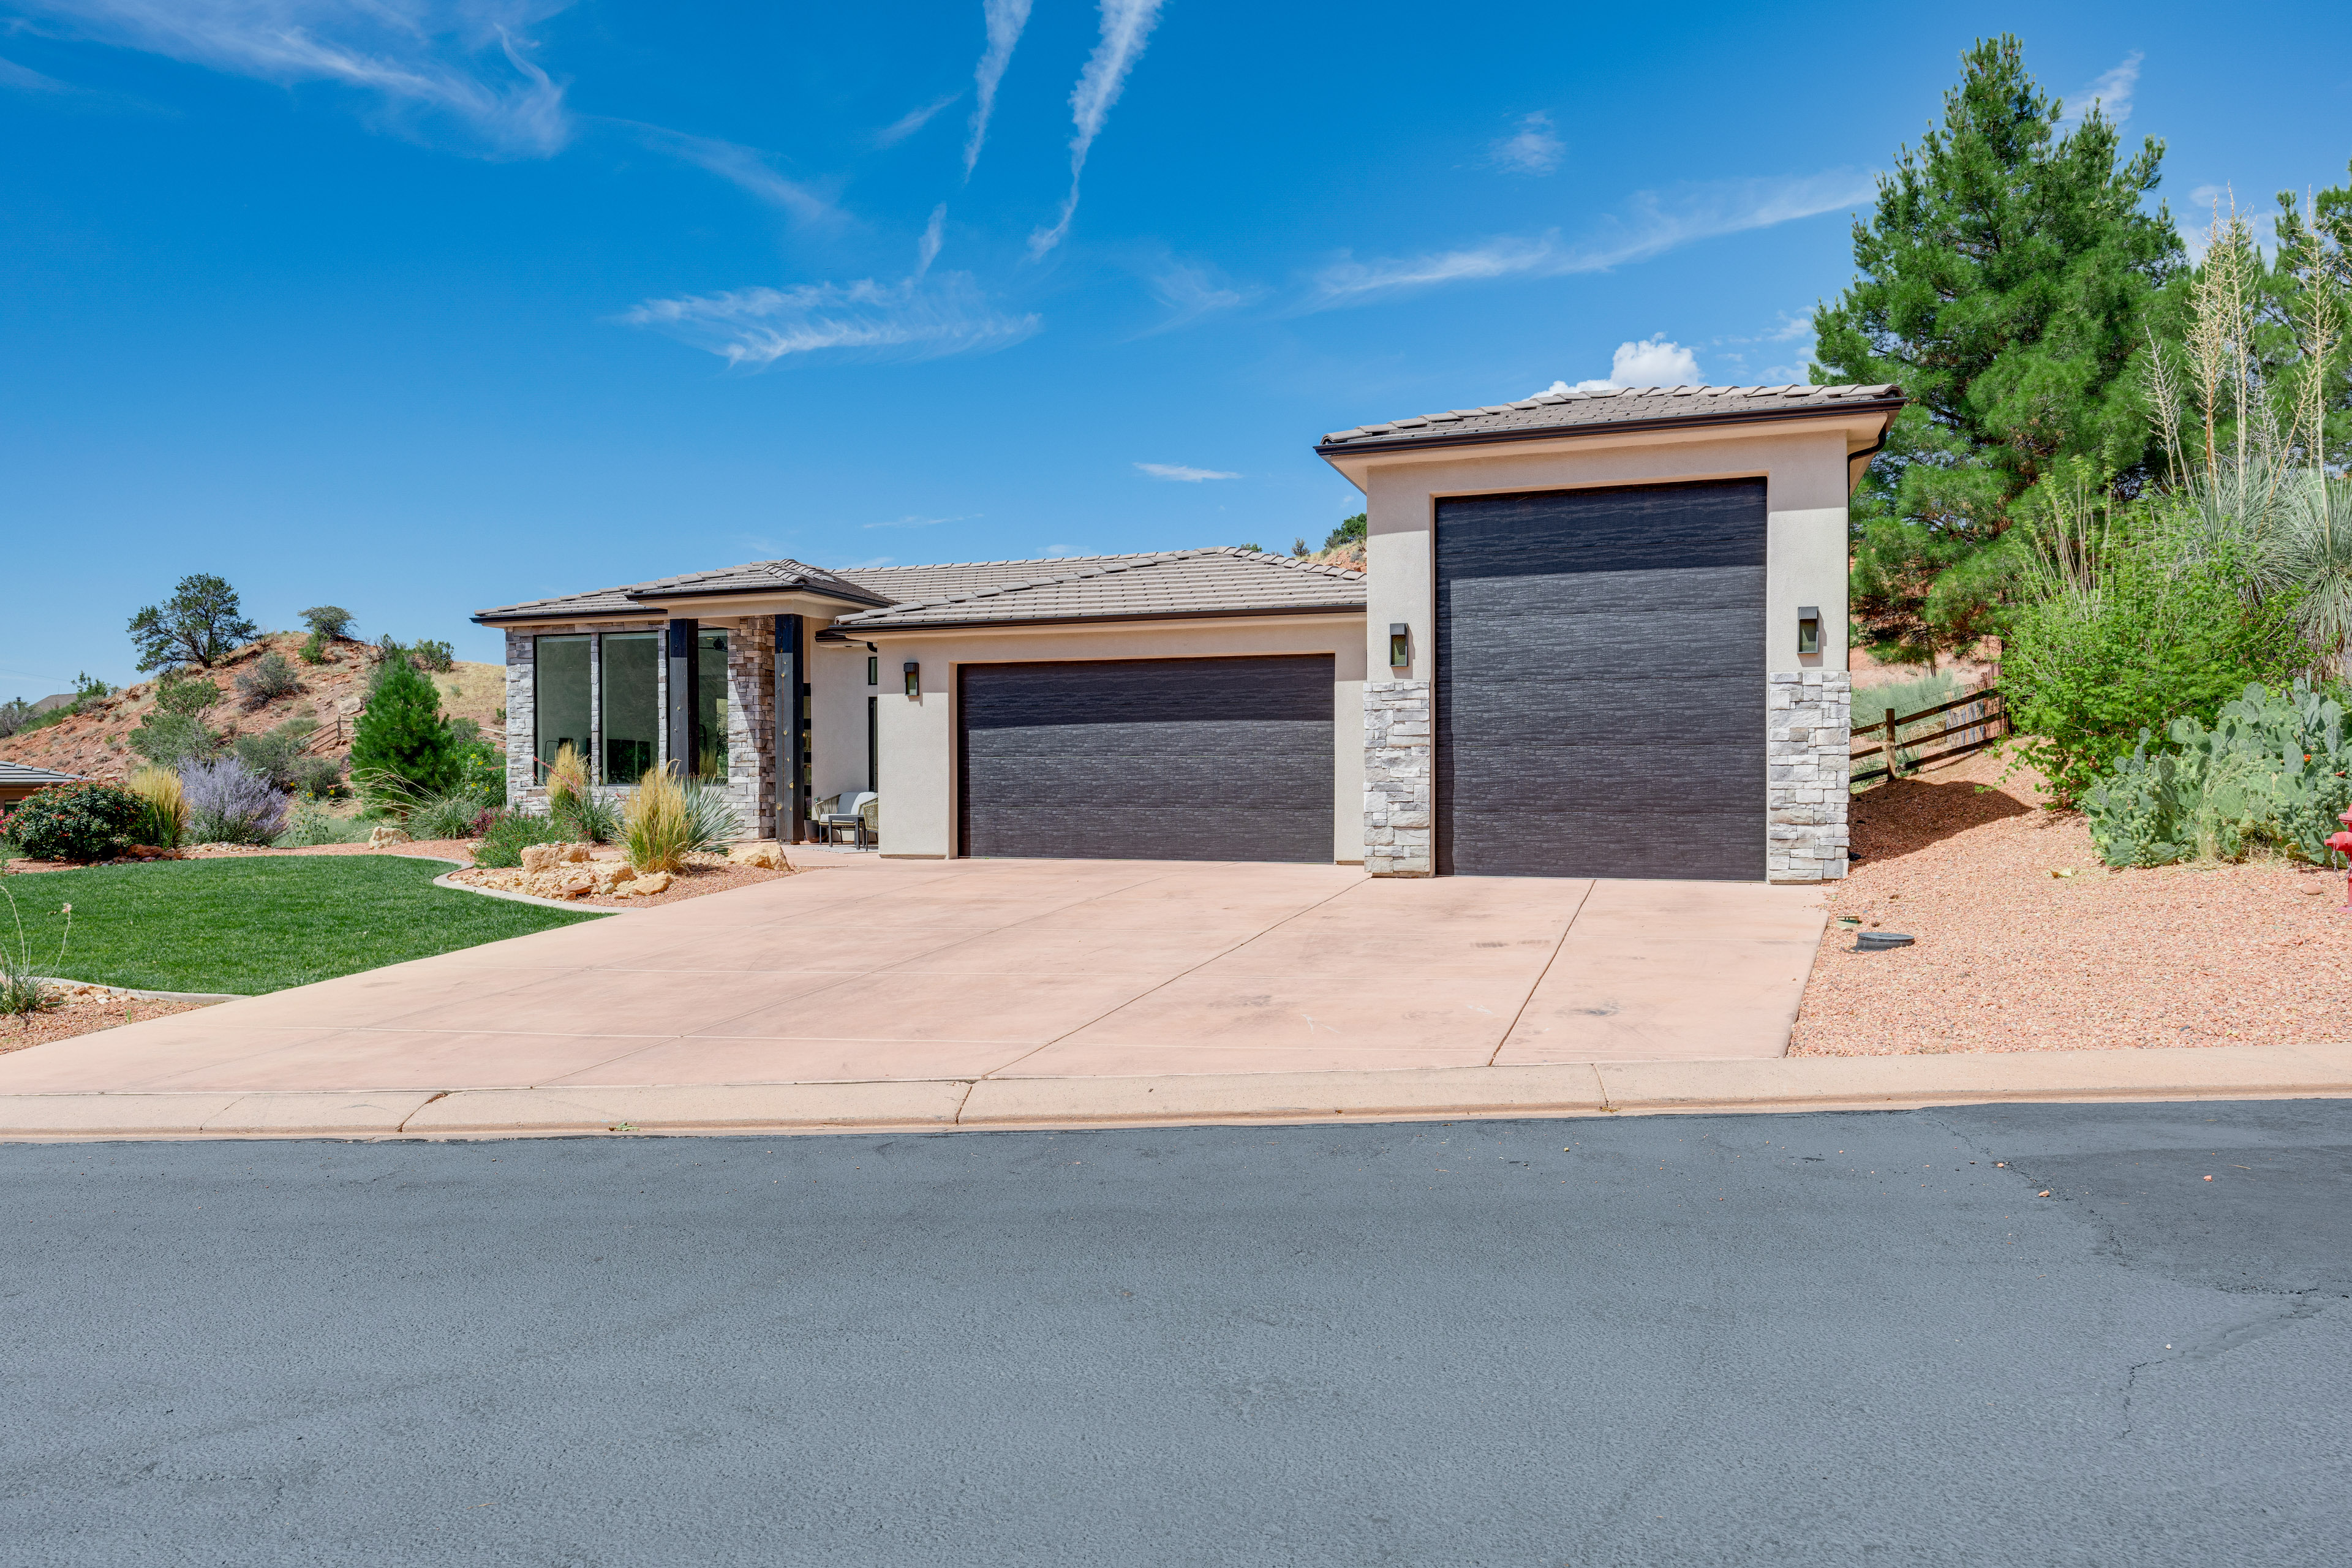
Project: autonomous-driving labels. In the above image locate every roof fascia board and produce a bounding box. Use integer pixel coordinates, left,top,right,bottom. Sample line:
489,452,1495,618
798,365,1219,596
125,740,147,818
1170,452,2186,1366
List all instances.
1318,402,1899,489
469,610,668,629
842,608,1367,638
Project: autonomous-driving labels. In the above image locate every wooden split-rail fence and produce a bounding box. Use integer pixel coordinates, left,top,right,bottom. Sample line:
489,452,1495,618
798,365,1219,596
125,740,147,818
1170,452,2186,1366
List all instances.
1849,686,2008,789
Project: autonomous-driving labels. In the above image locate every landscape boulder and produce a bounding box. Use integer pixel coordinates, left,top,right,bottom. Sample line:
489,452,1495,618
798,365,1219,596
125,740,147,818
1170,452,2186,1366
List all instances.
731,841,788,870
519,843,560,874
630,870,674,895
367,826,409,849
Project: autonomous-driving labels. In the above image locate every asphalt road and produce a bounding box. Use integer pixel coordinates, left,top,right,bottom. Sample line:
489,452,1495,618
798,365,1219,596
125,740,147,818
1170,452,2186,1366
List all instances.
7,1102,2350,1567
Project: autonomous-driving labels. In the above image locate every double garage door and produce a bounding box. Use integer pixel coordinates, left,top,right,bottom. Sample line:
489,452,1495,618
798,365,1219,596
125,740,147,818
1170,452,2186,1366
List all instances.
958,654,1335,862
1437,478,1767,881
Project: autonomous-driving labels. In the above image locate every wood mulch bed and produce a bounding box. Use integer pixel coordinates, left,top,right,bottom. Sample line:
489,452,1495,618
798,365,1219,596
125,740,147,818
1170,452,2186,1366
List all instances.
1792,745,2352,1055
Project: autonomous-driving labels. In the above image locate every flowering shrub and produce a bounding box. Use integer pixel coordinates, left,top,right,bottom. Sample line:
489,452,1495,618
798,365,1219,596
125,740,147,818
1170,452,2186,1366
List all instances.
4,783,141,862
183,756,290,845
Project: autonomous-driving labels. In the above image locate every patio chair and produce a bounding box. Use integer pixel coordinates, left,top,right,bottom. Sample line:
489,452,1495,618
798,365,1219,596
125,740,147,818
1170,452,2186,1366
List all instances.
815,791,878,850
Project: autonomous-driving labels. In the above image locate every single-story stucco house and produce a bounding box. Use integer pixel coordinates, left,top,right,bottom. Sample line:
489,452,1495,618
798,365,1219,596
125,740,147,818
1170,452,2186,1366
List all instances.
473,380,1901,883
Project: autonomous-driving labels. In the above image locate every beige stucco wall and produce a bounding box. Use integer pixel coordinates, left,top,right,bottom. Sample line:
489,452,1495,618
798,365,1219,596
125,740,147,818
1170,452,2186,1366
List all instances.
812,633,880,805
1352,417,1871,681
851,615,1368,861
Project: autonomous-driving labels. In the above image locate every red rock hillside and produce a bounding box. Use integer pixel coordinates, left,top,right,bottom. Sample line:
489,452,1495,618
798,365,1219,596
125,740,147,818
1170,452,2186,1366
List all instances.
0,634,507,785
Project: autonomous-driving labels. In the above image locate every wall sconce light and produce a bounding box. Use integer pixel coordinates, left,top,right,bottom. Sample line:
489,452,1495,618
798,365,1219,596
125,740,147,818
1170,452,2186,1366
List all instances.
1389,622,1411,668
1796,606,1821,656
903,660,921,698
867,655,878,686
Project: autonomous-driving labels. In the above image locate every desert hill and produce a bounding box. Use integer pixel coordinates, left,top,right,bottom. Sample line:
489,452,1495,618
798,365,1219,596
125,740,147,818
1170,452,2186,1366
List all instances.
0,634,506,785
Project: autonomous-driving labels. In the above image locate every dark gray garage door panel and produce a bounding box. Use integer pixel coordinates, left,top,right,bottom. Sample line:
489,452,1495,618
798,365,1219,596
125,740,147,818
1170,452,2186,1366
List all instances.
1437,480,1766,880
960,655,1335,862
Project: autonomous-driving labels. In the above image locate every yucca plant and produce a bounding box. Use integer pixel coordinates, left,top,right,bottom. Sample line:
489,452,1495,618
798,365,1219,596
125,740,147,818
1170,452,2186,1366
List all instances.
124,763,187,848
0,884,69,1017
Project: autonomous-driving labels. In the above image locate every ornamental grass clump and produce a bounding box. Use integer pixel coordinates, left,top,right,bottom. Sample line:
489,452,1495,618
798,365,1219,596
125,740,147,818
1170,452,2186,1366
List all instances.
622,764,692,874
125,764,187,849
183,756,290,845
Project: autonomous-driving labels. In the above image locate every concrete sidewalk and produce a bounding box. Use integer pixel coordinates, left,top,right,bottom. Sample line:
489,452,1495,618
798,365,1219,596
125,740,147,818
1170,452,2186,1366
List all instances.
3,1041,2348,1139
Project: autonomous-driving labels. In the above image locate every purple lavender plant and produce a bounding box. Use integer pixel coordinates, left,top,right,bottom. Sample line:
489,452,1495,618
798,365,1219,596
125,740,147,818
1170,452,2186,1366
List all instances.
181,756,291,845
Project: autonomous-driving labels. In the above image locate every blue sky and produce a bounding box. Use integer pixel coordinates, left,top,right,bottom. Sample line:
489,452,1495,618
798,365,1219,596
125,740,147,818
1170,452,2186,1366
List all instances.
4,1,2349,694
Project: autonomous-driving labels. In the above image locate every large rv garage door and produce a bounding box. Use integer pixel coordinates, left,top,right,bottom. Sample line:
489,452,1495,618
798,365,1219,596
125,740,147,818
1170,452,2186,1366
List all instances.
1436,479,1766,880
959,655,1334,862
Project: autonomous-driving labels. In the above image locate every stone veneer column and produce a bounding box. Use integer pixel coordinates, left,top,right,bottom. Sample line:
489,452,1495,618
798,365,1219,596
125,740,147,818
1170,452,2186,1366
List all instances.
503,630,536,807
1766,670,1850,883
730,622,774,841
1363,680,1433,876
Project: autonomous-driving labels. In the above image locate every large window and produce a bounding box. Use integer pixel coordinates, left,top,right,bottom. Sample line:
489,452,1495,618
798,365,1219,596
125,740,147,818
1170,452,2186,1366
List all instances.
601,633,659,785
694,628,730,781
533,635,592,781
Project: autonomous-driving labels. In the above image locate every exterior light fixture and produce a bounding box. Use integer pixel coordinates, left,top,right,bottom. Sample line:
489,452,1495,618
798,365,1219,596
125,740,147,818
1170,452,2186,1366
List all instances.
1389,622,1411,668
867,655,878,686
903,660,921,698
1796,606,1820,656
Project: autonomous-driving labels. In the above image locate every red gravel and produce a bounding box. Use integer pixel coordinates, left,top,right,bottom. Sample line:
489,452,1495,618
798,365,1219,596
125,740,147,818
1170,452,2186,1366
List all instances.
1793,746,2352,1055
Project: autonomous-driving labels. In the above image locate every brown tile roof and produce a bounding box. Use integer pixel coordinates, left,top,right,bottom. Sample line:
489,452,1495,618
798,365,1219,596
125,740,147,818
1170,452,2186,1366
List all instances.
831,548,1366,631
1317,382,1904,455
832,554,1169,602
472,558,892,624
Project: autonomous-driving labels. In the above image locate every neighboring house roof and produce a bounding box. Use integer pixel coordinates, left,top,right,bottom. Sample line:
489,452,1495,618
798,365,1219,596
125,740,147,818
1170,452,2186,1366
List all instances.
1316,382,1905,456
0,760,85,788
472,558,894,624
829,548,1366,632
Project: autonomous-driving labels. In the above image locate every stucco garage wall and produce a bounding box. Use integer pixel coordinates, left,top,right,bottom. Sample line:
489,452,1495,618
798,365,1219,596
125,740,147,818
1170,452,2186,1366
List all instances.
867,616,1367,861
1355,419,1864,881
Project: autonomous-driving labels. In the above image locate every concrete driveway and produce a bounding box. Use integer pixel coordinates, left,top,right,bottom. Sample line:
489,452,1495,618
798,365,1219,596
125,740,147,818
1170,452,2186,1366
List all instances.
0,854,1826,1095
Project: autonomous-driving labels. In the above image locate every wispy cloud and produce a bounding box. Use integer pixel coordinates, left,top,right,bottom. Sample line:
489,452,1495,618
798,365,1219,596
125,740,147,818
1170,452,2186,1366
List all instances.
1137,258,1258,334
963,0,1032,176
13,0,576,156
862,512,976,530
622,273,1040,368
878,91,960,148
620,123,842,227
1308,168,1874,307
1028,0,1164,258
2059,51,2142,129
1488,111,1562,176
914,203,948,278
0,54,74,92
1136,462,1240,482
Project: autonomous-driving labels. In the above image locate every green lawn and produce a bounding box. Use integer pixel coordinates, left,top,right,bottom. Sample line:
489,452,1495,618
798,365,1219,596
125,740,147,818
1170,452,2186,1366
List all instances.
0,856,605,995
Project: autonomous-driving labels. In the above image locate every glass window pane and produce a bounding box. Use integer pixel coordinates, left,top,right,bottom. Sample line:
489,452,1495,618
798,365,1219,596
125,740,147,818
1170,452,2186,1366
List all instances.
534,636,592,782
601,633,659,785
695,629,730,781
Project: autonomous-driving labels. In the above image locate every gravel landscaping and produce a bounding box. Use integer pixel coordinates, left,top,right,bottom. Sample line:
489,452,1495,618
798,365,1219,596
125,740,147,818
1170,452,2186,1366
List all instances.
1793,745,2352,1055
0,986,203,1054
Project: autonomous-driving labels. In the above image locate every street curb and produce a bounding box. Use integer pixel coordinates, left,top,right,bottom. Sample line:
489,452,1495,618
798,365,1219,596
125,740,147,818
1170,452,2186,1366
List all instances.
2,1041,2350,1142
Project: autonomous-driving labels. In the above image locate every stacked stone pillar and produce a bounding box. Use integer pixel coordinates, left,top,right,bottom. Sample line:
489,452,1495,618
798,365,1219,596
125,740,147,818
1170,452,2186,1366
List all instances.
1363,681,1433,876
1766,670,1850,882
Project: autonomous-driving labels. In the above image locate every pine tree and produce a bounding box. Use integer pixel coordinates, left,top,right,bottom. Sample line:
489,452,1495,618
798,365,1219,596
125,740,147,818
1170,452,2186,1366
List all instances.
350,656,459,799
1812,35,2184,660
